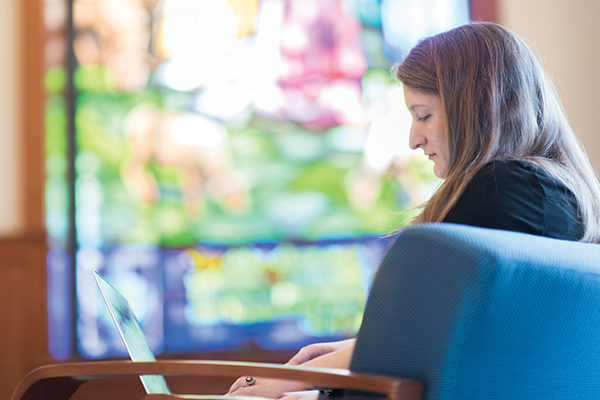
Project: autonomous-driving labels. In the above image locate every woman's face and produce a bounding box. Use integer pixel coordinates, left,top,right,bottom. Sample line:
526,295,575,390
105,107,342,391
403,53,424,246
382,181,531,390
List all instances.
403,86,449,178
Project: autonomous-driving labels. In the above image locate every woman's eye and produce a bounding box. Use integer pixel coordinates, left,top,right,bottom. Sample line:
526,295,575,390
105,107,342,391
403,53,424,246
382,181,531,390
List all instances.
418,114,431,122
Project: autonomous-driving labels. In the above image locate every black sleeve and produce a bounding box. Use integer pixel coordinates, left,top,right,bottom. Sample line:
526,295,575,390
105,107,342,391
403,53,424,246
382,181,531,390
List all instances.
443,161,545,235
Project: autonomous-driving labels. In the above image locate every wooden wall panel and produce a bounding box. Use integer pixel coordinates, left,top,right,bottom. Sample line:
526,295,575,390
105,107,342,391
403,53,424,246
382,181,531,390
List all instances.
0,235,51,399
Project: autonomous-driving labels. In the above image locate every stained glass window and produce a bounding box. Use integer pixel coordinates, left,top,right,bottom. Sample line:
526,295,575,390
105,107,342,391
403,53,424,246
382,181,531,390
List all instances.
46,0,469,359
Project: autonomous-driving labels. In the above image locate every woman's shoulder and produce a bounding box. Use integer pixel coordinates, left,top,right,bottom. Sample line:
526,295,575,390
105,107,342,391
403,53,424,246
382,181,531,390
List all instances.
445,159,582,240
451,159,545,216
473,159,572,196
473,159,546,182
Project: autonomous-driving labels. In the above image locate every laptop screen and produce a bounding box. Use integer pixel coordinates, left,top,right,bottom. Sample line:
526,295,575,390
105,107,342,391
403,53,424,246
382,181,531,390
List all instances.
94,271,171,394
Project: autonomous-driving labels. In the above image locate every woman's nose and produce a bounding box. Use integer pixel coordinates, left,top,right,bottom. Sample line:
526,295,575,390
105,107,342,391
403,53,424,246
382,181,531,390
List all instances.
409,125,426,150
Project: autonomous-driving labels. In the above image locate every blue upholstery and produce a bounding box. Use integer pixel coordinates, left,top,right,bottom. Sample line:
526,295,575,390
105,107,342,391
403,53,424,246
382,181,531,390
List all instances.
351,223,600,399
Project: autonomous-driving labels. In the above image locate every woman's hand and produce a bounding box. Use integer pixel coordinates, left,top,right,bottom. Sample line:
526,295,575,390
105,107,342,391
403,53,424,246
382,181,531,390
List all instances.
226,376,309,399
225,339,356,398
280,390,320,400
286,338,356,366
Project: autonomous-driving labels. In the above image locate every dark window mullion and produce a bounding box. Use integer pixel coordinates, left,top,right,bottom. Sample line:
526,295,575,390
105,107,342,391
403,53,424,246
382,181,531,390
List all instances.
65,0,79,358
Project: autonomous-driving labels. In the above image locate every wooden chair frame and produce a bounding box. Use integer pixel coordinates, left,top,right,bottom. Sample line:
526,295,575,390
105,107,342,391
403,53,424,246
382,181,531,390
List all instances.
12,360,424,400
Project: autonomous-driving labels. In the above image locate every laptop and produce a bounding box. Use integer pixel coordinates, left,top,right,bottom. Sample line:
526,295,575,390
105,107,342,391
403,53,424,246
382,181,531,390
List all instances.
94,271,171,394
94,271,319,398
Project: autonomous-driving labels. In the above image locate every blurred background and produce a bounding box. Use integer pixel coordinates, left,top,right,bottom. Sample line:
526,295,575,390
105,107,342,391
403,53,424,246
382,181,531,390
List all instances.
43,0,454,361
1,0,599,398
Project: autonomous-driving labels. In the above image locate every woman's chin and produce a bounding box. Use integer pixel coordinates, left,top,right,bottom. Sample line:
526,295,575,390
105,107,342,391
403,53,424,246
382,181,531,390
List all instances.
433,164,447,179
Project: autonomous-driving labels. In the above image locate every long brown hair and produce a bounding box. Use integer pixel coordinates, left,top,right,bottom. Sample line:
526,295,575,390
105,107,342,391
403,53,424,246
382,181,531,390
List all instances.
395,22,600,243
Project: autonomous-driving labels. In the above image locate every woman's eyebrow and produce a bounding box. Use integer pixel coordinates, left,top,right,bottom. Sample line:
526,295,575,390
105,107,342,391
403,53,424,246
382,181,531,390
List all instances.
409,104,428,112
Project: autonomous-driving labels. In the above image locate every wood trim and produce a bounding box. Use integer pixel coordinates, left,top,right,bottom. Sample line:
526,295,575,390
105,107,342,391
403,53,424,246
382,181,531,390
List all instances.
21,0,45,234
6,0,49,397
469,0,498,22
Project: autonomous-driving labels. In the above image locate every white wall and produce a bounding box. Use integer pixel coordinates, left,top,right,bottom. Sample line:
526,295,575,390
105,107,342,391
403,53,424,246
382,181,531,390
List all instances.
0,0,22,236
499,0,600,173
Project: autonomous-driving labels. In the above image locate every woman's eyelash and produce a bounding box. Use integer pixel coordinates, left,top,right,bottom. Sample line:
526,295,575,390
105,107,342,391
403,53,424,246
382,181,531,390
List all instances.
418,115,431,122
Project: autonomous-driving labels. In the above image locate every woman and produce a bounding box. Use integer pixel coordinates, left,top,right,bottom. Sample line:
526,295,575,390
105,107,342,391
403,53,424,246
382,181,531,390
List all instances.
227,22,600,398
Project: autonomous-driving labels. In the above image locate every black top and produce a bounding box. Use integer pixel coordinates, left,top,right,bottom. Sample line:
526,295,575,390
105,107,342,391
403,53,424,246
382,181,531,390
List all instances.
444,160,583,241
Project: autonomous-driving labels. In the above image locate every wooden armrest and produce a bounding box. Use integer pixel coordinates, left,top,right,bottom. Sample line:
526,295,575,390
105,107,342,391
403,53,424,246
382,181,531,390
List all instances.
12,360,423,400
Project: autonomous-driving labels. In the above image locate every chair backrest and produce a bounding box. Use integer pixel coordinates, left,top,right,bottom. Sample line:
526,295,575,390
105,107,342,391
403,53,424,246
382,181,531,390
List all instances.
351,223,600,399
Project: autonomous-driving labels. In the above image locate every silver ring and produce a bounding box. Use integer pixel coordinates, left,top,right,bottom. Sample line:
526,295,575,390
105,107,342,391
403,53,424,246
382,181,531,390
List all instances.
245,376,256,386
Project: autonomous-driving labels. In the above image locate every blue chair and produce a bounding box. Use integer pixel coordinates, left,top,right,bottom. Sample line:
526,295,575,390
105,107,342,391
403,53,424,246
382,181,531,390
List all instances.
351,223,600,399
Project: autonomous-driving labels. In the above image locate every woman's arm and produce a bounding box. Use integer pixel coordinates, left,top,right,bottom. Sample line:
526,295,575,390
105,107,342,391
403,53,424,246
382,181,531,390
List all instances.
226,339,356,398
287,338,356,366
300,340,355,369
